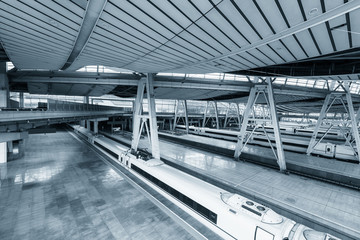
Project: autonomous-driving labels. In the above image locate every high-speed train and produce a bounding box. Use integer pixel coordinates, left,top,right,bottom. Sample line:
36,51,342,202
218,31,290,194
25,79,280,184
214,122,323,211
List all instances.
72,125,340,240
175,125,346,141
174,125,357,162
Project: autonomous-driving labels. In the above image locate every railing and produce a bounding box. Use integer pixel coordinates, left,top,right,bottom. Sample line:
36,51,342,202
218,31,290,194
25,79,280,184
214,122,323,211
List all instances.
46,99,132,112
0,108,46,112
0,99,133,125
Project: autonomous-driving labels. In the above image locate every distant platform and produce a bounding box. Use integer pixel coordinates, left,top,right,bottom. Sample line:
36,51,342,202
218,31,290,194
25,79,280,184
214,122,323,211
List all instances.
159,132,360,189
0,129,197,240
101,130,360,240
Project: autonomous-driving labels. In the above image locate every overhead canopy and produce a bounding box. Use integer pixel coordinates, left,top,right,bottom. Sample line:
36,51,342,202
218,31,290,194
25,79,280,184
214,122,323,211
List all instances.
1,0,360,75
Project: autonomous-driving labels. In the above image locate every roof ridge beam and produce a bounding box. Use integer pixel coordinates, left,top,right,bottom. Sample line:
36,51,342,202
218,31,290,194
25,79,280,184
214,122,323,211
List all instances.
61,0,107,70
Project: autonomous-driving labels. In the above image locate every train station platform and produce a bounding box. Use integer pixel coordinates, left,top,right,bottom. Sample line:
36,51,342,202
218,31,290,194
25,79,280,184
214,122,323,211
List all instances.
0,100,131,133
0,129,201,240
158,132,360,189
99,129,360,240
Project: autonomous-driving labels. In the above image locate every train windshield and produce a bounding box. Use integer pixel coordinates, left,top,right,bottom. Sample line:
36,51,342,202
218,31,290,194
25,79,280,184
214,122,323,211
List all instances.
255,227,274,240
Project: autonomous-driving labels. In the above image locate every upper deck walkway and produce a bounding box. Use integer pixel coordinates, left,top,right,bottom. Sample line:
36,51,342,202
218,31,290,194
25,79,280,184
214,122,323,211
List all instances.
0,100,132,132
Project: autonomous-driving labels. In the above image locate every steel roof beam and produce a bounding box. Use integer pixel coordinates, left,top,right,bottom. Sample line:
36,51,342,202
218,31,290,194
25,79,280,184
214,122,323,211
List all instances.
11,70,350,99
10,78,328,98
61,0,107,70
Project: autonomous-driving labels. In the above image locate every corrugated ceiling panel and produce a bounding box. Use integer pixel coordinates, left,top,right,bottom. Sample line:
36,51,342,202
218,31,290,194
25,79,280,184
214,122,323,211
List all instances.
234,0,273,38
95,21,156,53
350,9,360,47
302,0,322,21
105,2,168,43
267,40,295,62
311,23,334,55
294,30,320,58
329,15,350,51
113,1,176,39
280,35,308,60
0,0,83,70
205,8,249,48
176,30,221,57
255,44,284,64
278,0,304,26
255,0,289,33
243,49,275,67
324,0,344,11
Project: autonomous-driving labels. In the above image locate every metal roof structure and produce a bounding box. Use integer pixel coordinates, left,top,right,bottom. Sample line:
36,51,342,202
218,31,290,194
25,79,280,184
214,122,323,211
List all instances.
1,0,360,115
1,0,360,75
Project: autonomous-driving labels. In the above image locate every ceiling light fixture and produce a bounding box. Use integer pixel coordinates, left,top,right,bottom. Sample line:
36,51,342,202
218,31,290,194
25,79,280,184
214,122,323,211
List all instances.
309,8,318,15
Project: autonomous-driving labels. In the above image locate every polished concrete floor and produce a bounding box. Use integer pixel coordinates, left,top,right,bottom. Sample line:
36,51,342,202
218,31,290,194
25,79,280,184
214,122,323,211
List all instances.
0,130,195,240
104,130,360,240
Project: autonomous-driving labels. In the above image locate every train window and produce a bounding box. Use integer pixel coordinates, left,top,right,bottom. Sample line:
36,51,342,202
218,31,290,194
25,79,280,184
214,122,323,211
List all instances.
255,227,274,240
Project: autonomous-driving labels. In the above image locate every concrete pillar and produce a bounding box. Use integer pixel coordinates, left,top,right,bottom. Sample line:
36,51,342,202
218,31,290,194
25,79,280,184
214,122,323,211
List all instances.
0,62,8,163
146,73,160,159
0,144,6,164
307,94,332,155
131,74,160,159
131,78,146,151
93,120,98,134
169,119,173,131
86,120,91,130
202,101,209,128
234,87,256,160
184,100,189,134
214,101,219,129
345,90,360,163
84,96,89,104
223,103,231,128
266,77,286,172
0,161,7,183
19,92,24,108
0,62,9,107
173,100,179,131
7,141,13,153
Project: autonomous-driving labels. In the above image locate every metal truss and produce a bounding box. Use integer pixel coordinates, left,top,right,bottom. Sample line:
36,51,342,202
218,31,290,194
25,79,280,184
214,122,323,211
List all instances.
202,101,219,129
223,103,242,129
306,82,360,163
234,77,286,171
131,74,160,159
173,100,189,133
